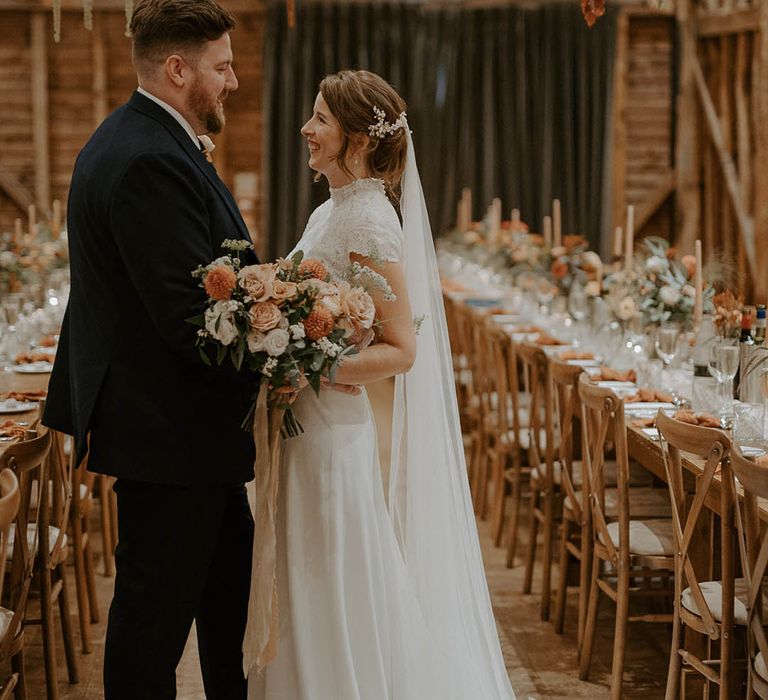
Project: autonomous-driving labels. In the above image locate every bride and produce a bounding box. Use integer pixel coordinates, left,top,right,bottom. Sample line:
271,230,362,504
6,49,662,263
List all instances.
245,69,515,700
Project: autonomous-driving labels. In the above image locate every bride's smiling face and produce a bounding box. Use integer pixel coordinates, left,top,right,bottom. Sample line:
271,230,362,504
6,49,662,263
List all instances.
301,94,352,187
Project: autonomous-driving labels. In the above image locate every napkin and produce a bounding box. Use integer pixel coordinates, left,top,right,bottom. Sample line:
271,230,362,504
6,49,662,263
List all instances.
672,409,720,428
0,421,26,439
558,350,595,361
624,388,674,403
594,367,637,383
2,390,47,402
535,333,566,346
37,335,57,348
14,352,54,365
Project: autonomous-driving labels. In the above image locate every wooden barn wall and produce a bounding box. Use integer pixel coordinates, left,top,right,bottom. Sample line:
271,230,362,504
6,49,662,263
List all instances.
614,12,676,243
0,7,265,250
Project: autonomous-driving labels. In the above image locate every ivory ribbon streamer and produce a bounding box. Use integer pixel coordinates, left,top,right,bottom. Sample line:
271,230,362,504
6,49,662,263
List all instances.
242,379,285,676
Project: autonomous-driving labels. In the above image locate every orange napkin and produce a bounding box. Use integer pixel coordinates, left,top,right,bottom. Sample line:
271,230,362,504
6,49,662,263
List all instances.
38,335,57,348
2,390,47,402
0,421,26,439
558,350,595,361
632,417,656,428
624,388,674,403
535,333,566,346
441,278,470,293
14,352,54,365
594,368,637,383
510,325,544,334
673,409,720,428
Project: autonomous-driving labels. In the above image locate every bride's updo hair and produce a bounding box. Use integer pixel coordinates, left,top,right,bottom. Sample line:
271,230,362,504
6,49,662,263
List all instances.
319,70,408,204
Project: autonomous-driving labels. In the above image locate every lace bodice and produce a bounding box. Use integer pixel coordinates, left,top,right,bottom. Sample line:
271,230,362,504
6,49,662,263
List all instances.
291,178,404,280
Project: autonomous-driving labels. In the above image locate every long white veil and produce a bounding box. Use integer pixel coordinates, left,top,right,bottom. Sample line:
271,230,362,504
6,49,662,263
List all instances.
388,125,515,699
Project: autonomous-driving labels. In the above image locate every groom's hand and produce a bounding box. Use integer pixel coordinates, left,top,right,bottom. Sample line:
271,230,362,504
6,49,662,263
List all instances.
320,377,362,396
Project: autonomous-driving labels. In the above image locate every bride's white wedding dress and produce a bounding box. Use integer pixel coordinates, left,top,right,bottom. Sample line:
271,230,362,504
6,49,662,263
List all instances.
247,172,515,699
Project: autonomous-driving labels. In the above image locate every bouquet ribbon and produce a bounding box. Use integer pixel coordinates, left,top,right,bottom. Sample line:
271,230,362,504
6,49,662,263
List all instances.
242,378,285,676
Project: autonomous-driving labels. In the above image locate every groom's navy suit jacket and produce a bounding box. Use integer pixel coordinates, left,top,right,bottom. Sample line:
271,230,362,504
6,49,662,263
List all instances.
44,91,258,485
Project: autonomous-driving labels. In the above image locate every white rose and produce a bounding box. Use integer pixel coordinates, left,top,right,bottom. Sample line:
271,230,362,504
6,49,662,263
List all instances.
289,324,305,340
645,256,667,274
616,296,637,321
321,294,342,316
659,285,681,307
263,328,290,357
204,300,240,346
582,251,602,270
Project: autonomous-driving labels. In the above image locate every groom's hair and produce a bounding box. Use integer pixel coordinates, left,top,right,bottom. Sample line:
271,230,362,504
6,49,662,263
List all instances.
130,0,235,77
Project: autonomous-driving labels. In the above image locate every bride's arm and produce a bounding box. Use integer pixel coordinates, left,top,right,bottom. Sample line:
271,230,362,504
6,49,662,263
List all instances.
331,252,416,386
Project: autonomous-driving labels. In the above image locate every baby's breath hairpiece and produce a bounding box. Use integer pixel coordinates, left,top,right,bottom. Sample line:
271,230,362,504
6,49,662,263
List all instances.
368,106,409,139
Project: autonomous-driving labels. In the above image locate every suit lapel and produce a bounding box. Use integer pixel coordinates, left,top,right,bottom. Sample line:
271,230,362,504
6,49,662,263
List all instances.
127,91,253,246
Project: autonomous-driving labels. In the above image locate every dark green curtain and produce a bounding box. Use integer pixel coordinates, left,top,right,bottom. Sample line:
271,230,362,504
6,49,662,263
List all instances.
262,1,617,259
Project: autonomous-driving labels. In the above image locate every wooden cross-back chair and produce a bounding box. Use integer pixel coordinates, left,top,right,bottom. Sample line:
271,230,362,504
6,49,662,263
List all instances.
0,430,51,700
730,448,768,699
487,327,529,561
516,342,559,621
0,468,20,700
578,376,675,699
656,411,739,700
549,360,587,638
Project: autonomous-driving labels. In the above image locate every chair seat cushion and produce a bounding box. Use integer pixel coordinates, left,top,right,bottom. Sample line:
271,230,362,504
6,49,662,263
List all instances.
755,651,768,682
606,519,675,556
7,524,67,558
681,578,766,626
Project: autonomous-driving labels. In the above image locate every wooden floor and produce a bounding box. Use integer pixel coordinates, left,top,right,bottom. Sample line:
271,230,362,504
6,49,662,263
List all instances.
20,381,670,699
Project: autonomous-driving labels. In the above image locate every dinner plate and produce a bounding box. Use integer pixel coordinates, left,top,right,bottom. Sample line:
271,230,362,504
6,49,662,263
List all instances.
542,344,577,354
565,358,601,367
640,427,660,440
624,402,676,411
739,445,766,459
596,381,637,388
13,362,53,374
0,401,37,414
490,314,523,324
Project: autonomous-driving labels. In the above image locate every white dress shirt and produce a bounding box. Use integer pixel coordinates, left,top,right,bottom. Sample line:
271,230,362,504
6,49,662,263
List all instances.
137,86,200,149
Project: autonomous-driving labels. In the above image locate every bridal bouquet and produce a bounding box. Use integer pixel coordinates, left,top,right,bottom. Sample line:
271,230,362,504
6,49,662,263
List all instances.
188,240,389,435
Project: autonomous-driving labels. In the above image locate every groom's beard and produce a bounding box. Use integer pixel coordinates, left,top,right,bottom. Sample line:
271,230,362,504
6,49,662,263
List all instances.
189,80,226,134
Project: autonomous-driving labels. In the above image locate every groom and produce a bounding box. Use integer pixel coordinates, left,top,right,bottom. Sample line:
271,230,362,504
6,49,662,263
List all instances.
44,1,256,697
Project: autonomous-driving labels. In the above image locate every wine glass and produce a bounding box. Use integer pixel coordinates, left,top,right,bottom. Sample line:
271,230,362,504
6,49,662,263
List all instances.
655,323,680,395
759,367,768,441
718,344,740,428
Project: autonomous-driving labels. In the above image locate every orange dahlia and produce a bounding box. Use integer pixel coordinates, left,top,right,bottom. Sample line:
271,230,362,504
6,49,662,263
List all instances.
304,304,335,340
298,258,328,281
204,264,237,300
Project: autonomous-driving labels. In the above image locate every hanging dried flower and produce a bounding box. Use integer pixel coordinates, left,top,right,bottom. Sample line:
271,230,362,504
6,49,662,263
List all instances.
53,0,62,43
84,0,94,31
125,0,134,37
581,0,605,27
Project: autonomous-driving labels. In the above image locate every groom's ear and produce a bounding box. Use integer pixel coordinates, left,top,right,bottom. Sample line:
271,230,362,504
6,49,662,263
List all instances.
165,54,188,88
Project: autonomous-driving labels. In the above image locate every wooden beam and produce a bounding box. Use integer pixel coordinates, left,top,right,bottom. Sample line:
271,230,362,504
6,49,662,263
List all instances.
697,7,759,37
0,166,34,212
30,11,50,213
635,169,675,234
610,7,629,256
675,0,700,255
692,50,757,279
753,0,768,302
92,14,108,126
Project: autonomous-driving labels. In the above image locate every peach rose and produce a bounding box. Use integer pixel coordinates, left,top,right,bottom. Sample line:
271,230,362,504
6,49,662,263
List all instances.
204,265,237,301
271,279,299,304
340,285,375,329
551,260,569,280
249,301,282,332
238,264,276,302
339,317,375,349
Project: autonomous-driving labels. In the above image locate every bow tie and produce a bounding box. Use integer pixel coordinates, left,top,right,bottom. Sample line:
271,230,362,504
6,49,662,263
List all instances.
198,135,215,164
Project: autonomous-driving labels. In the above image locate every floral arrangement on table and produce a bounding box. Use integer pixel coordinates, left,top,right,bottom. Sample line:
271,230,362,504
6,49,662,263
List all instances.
711,290,743,339
0,225,69,294
188,240,391,435
603,236,713,326
547,235,604,297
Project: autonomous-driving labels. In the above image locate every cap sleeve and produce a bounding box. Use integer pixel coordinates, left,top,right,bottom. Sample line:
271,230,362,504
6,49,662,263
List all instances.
346,220,403,264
